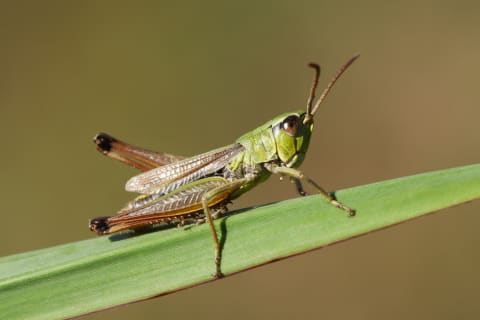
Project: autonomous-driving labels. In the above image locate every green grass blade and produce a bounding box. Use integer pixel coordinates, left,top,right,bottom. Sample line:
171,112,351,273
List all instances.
1,164,479,319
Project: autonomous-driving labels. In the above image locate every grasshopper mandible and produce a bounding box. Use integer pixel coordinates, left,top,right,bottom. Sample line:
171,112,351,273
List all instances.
89,55,359,278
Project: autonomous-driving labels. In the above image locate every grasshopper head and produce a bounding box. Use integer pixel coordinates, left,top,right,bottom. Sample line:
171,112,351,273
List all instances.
273,55,360,168
272,111,312,168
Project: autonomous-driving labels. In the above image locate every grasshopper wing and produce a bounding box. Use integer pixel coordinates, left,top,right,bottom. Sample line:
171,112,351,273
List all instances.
125,143,244,194
94,132,186,171
92,177,232,234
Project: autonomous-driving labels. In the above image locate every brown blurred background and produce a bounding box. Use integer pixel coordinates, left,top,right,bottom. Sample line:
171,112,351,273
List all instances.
1,1,479,319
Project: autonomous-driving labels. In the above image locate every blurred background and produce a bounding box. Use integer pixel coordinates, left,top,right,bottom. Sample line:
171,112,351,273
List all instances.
1,1,479,319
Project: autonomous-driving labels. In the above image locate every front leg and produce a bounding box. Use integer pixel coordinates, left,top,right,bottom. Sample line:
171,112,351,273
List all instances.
268,165,355,216
291,177,307,196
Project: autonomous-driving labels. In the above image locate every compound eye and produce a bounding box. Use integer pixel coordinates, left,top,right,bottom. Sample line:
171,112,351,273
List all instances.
281,115,299,136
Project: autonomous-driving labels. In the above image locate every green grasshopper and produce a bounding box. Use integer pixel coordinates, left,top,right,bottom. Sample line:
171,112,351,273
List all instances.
89,55,359,278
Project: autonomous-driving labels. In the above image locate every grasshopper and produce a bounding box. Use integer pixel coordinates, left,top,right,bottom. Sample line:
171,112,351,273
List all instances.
89,55,359,278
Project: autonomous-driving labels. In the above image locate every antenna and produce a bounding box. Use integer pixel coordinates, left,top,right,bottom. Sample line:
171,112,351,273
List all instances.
304,54,360,124
305,63,321,120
